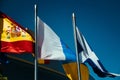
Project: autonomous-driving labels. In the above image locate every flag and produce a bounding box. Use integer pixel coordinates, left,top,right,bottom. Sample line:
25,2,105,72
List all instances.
38,59,49,64
37,16,76,60
62,62,89,80
25,27,49,64
0,11,34,54
76,27,120,77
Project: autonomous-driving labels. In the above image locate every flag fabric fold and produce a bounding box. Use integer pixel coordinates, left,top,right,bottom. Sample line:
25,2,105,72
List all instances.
37,16,76,60
0,11,34,54
76,27,120,77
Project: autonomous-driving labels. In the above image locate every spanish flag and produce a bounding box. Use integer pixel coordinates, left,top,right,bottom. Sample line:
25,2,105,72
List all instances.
0,11,34,54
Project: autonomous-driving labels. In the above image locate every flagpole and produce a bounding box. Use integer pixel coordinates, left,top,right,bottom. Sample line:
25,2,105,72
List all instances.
72,13,81,80
34,4,38,80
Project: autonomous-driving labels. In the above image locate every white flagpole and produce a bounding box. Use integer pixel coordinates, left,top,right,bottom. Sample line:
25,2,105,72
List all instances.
34,4,38,80
72,13,81,80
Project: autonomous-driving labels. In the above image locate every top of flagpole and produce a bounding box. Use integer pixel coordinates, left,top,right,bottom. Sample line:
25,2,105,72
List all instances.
72,13,75,18
35,0,39,10
34,4,38,14
34,4,37,10
72,13,76,27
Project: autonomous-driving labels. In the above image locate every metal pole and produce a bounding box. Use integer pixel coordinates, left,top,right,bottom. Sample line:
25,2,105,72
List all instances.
34,4,38,80
72,13,81,80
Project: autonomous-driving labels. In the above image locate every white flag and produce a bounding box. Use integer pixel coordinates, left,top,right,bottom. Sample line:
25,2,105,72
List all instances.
37,17,76,60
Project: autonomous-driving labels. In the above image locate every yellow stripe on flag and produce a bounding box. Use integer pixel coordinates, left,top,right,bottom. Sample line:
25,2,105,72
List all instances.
1,18,34,42
62,62,89,80
38,59,50,64
38,59,45,64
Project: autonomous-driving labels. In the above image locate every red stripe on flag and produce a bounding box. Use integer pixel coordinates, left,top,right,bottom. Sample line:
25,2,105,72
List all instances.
0,41,34,54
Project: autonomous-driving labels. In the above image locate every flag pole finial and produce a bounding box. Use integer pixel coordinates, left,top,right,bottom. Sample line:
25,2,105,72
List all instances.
34,4,37,9
72,13,75,18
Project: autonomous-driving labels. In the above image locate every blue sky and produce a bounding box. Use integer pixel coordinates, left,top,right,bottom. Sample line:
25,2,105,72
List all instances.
0,0,120,80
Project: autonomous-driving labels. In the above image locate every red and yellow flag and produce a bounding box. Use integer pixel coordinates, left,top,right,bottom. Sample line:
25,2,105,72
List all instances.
0,11,34,54
38,59,50,64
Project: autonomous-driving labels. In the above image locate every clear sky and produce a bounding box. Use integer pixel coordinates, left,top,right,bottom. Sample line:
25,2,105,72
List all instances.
0,0,120,80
